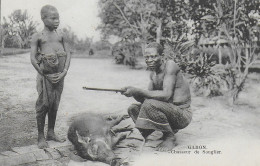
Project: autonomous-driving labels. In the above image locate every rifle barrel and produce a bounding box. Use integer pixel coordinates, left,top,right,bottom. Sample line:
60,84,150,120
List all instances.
82,87,125,93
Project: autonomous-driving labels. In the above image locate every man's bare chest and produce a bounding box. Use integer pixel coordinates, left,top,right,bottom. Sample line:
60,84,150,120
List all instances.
152,72,165,90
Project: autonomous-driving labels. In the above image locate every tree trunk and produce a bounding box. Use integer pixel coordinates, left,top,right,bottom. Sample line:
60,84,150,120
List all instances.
156,20,162,44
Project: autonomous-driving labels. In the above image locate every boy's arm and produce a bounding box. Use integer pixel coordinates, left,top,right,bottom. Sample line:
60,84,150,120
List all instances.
62,33,71,74
30,34,44,76
50,33,71,84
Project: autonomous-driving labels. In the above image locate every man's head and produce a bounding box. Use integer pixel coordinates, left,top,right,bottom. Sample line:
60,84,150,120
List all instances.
41,5,60,30
144,42,163,71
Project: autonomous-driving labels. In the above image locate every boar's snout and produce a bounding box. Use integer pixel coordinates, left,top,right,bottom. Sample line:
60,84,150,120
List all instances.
110,158,121,166
110,158,129,166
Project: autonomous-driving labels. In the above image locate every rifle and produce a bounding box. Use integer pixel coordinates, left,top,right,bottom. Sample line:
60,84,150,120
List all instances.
82,87,125,93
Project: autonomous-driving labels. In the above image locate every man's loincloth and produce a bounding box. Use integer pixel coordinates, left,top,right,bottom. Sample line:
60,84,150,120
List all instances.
35,51,66,116
129,99,192,133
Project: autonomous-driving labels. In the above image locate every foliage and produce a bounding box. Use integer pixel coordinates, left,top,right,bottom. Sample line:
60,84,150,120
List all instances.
111,40,142,67
1,48,30,56
98,0,192,69
3,10,37,48
188,0,260,102
92,40,112,51
98,0,190,47
62,27,93,53
188,54,228,96
98,0,260,101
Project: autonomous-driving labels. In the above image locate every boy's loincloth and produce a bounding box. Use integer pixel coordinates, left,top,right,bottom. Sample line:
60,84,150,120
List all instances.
37,51,67,74
35,51,66,115
130,99,192,133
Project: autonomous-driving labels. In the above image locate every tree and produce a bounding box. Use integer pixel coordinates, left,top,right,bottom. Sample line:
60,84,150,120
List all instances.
62,26,94,53
188,0,260,103
3,9,37,48
98,0,190,51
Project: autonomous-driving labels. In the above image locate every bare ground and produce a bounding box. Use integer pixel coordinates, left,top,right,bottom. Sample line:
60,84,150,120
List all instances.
0,53,259,166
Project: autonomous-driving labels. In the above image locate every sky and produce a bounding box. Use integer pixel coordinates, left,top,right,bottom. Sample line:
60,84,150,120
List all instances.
1,0,102,41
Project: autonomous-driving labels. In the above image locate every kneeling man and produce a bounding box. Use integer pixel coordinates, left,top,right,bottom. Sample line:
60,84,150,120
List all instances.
121,42,192,151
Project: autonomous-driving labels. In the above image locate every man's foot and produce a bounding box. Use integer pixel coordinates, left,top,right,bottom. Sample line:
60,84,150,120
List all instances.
46,132,66,142
158,130,179,140
156,132,177,152
38,137,49,149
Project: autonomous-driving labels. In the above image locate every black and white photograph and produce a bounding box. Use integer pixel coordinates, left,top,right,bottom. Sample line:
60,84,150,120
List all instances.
0,0,259,165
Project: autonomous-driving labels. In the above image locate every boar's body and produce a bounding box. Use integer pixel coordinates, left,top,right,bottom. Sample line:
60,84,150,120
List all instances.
68,113,130,165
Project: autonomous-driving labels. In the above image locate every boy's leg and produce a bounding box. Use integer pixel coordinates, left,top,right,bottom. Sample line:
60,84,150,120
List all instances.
36,75,49,148
36,108,49,149
46,108,65,142
46,93,65,142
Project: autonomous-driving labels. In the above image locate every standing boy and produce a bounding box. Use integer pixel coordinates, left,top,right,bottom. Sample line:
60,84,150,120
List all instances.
30,5,71,149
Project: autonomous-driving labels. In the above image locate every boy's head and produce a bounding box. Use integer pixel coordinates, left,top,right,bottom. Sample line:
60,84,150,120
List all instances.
41,5,60,30
144,42,164,71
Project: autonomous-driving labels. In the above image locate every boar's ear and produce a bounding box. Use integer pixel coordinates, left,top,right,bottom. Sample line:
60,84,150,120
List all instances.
87,144,98,160
76,131,91,144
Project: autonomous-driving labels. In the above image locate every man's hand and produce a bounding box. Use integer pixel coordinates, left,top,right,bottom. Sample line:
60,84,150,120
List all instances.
45,71,66,84
121,86,141,97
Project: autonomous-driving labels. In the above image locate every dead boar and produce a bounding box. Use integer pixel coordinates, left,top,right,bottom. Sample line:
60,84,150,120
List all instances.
67,113,132,166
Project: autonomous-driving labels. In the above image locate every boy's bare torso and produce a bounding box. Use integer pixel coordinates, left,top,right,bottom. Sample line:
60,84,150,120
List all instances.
37,30,65,54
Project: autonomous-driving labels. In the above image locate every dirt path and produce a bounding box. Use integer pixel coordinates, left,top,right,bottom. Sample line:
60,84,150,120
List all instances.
0,53,259,166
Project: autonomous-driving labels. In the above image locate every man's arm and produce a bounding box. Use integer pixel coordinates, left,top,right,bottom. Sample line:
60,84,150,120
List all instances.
125,61,179,102
30,34,44,76
148,72,154,91
132,73,154,103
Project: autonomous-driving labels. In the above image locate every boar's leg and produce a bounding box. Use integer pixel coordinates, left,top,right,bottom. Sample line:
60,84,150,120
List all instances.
112,125,133,133
111,133,128,149
67,122,78,145
106,114,129,127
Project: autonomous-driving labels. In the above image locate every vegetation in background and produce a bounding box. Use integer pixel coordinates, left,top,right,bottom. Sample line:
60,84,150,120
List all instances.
98,0,260,103
189,0,260,103
2,10,37,49
1,48,30,56
1,1,260,103
98,0,191,67
62,26,94,54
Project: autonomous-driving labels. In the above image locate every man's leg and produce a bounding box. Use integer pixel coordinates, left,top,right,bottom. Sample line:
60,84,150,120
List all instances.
128,103,154,139
127,103,141,123
36,108,49,149
136,99,183,151
156,132,177,152
138,128,154,140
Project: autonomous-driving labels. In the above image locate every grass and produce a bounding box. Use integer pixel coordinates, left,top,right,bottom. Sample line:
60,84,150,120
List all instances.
0,48,30,56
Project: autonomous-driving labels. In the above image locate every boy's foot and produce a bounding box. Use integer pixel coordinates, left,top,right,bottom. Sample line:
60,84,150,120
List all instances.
156,132,177,152
38,138,49,149
46,132,66,142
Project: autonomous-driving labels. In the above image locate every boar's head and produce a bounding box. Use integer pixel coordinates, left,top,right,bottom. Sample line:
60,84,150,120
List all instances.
76,131,123,165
